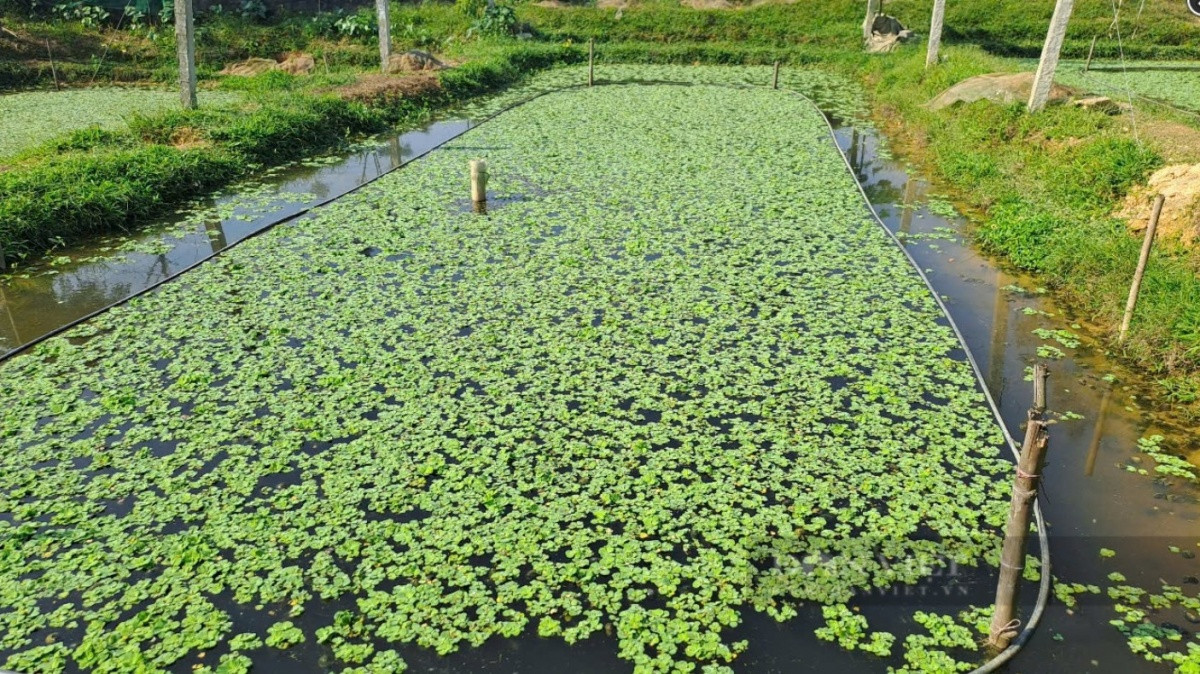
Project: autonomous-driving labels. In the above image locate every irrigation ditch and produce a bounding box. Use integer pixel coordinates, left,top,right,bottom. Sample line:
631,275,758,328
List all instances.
0,66,1196,673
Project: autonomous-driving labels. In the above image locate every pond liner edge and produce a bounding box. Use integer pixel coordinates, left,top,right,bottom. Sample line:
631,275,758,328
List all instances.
0,75,1052,674
784,85,1052,674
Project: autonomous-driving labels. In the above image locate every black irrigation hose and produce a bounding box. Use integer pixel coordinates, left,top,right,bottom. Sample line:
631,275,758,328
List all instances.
0,72,1050,674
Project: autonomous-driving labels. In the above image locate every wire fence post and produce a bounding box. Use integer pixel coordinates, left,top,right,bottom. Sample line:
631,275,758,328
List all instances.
376,0,392,73
1083,34,1098,73
772,61,780,89
1028,0,1075,112
925,0,946,69
1118,194,1165,344
588,38,594,87
987,363,1049,651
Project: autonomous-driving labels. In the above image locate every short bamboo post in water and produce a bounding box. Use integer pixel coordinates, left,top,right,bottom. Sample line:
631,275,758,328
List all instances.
772,61,780,89
987,363,1049,651
1118,194,1165,344
470,159,488,207
588,39,595,87
1083,35,1098,73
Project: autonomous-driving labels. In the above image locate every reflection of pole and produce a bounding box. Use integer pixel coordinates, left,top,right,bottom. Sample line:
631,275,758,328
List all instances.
898,176,918,234
0,283,21,347
1084,386,1113,476
205,220,228,254
988,269,1011,396
849,128,860,174
389,136,402,166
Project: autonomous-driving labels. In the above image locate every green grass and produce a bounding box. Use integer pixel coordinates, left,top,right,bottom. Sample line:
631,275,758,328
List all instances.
0,79,1012,674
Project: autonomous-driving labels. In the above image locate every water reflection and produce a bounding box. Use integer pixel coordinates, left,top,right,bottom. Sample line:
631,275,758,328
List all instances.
0,118,472,357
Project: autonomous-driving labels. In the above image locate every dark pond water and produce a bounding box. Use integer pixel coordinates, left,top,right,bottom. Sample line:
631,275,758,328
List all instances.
1,89,1197,673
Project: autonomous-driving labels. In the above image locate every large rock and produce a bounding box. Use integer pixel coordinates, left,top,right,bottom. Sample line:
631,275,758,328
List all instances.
927,72,1074,110
1118,164,1200,245
386,50,446,74
218,57,279,77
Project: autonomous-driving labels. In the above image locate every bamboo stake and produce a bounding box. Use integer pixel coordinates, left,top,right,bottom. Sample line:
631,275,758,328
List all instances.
772,61,780,89
46,39,60,91
1118,194,1165,344
987,364,1049,651
470,159,488,206
588,38,594,87
1083,35,1098,73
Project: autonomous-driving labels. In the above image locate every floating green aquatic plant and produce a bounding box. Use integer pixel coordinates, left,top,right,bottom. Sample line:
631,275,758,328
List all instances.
0,82,1011,673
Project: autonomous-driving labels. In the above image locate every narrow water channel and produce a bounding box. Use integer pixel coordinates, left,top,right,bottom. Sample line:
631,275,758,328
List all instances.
1,83,1196,673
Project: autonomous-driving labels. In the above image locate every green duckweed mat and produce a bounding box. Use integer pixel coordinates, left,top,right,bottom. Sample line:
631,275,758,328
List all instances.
0,81,1012,673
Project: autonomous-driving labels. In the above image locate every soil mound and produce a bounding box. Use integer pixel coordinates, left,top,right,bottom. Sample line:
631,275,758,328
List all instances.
1119,164,1200,245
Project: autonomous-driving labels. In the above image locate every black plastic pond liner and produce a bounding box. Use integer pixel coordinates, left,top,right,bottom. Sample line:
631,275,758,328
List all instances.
0,74,1051,674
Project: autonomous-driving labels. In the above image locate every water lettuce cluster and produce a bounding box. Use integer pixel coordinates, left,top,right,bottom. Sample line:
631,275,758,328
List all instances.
0,81,1010,672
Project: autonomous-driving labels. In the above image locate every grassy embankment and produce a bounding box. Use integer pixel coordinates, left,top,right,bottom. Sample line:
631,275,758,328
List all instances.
2,0,1199,413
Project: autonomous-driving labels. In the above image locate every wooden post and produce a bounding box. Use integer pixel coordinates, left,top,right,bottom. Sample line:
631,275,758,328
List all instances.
925,0,946,69
1118,194,1165,344
988,363,1049,651
588,39,594,87
174,0,196,109
1027,0,1075,113
470,159,488,205
45,40,60,90
0,244,6,272
1083,35,1098,73
772,61,780,89
376,0,391,73
863,0,881,42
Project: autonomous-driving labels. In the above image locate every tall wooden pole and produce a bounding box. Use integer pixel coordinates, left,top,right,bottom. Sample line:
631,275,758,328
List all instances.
988,364,1049,651
588,38,594,87
1118,194,1165,344
174,0,196,109
862,0,882,42
1027,0,1075,112
376,0,391,73
925,0,946,69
